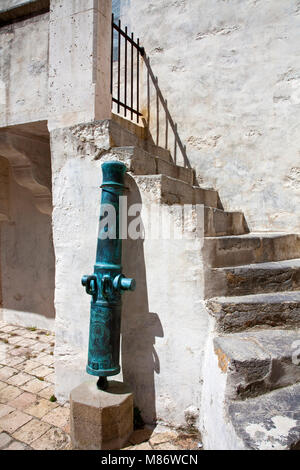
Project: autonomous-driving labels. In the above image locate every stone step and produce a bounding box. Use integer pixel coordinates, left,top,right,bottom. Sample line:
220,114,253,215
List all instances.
102,146,195,185
207,291,300,333
214,328,300,400
110,117,173,162
204,232,300,268
131,175,246,237
132,174,219,210
204,207,248,237
205,258,300,298
228,383,300,449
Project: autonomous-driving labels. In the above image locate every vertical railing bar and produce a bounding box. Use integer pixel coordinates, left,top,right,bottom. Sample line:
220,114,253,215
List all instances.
124,26,128,117
174,124,177,164
110,21,190,168
137,38,140,123
117,19,121,114
165,99,168,150
156,79,159,147
147,66,150,139
131,32,134,121
111,14,114,96
183,145,187,168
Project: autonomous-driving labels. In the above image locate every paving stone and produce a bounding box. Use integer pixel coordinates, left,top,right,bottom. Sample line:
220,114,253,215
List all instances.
17,360,41,373
0,381,8,392
0,366,18,381
0,385,22,404
153,442,182,450
149,431,178,446
31,365,53,378
37,385,55,400
10,347,30,357
1,326,18,333
173,433,202,450
21,378,50,394
4,440,31,450
23,332,40,340
0,432,13,449
0,333,10,339
45,373,55,384
5,357,26,368
42,406,69,429
38,335,53,344
31,343,48,353
17,339,37,348
7,336,23,345
11,329,27,336
0,404,14,418
25,397,58,419
12,418,51,444
126,442,152,450
35,355,54,366
7,372,32,387
8,393,37,411
31,427,71,450
0,410,32,433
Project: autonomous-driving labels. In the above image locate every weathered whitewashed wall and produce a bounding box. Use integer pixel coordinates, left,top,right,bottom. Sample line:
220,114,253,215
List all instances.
0,171,55,330
0,12,49,127
123,0,300,233
51,121,208,427
0,0,35,10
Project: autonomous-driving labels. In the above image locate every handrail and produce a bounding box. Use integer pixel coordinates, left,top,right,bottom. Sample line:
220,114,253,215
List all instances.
111,17,190,168
143,54,190,169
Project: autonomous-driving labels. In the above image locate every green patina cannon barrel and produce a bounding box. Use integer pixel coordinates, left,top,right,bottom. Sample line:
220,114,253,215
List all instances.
82,161,135,386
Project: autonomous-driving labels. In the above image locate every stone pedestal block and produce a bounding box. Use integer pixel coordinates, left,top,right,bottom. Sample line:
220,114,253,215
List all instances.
70,381,133,450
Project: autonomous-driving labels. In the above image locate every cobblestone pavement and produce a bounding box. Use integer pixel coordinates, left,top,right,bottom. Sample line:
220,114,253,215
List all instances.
0,321,202,451
0,321,70,450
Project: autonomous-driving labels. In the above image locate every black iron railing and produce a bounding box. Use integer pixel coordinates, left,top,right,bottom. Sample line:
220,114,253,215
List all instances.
111,14,144,123
111,17,190,168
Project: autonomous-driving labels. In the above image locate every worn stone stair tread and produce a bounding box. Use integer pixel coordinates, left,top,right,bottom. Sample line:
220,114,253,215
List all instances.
216,258,300,271
207,291,300,332
205,232,292,239
210,290,300,304
104,146,194,184
204,207,249,237
215,327,300,361
228,383,300,450
214,328,300,400
204,232,300,268
207,258,300,297
133,174,219,208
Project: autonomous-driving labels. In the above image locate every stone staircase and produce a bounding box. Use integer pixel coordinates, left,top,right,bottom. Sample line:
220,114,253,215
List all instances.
204,232,300,449
101,115,300,449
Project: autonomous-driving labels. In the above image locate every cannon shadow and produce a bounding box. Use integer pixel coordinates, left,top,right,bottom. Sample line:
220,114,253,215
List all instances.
121,174,163,425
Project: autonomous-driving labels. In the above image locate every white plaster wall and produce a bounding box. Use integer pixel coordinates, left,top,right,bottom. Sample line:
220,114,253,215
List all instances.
0,12,49,127
200,318,245,450
48,0,112,131
51,124,210,427
123,0,300,233
0,171,55,330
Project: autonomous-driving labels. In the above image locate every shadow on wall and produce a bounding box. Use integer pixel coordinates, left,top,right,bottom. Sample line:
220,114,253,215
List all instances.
0,167,55,320
121,174,163,425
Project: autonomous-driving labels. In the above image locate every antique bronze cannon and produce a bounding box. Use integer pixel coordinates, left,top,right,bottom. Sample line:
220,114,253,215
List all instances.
82,161,135,390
